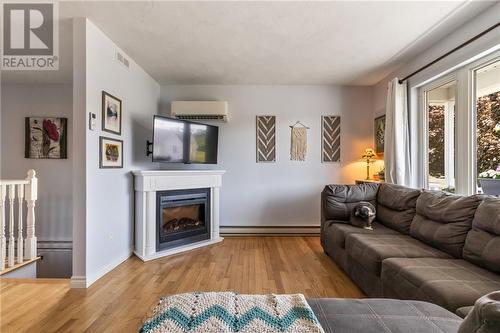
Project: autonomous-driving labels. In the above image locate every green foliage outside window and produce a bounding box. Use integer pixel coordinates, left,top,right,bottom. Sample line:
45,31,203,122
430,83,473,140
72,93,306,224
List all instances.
476,92,500,174
428,92,500,180
428,105,445,178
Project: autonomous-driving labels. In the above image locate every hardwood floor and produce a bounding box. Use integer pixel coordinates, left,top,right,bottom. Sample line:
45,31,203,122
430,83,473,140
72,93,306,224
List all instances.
0,237,363,333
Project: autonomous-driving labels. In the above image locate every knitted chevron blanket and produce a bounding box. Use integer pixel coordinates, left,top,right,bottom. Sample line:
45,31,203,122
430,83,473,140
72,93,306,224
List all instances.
139,292,324,333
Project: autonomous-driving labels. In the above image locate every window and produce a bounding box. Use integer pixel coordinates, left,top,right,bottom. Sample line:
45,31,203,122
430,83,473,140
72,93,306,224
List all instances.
417,51,500,195
474,59,500,193
426,81,456,192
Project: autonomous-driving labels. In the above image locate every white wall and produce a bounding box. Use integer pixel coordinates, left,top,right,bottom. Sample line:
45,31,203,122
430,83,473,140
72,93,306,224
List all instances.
160,85,374,229
373,2,500,117
372,3,500,190
72,18,87,285
72,19,160,287
1,83,73,277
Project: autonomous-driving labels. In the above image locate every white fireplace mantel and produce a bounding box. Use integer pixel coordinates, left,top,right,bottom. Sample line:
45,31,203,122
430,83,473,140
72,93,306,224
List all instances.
133,170,225,261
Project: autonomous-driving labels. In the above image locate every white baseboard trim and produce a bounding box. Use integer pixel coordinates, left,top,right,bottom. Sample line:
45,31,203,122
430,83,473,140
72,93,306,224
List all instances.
134,237,223,262
86,249,133,287
70,247,133,289
70,276,87,288
220,225,320,236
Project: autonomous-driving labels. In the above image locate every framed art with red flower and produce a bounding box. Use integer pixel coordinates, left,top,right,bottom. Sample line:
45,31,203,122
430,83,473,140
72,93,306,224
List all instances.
25,117,68,159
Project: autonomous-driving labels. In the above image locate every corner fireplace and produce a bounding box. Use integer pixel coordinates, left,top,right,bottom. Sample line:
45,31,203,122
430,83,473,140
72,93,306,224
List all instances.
134,170,224,261
156,188,211,251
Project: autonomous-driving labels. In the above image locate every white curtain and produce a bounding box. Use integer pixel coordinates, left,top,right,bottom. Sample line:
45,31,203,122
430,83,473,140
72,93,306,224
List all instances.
384,78,411,185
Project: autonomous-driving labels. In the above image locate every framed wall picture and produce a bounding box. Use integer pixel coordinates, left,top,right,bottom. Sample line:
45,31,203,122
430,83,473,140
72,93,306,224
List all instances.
374,115,386,155
25,117,68,159
99,136,123,168
102,91,122,135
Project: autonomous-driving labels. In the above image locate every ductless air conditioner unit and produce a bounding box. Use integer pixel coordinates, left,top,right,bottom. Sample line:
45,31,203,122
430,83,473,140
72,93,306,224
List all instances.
171,101,229,122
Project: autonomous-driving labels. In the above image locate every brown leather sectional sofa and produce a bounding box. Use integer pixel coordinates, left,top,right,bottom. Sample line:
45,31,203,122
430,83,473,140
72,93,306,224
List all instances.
321,182,500,317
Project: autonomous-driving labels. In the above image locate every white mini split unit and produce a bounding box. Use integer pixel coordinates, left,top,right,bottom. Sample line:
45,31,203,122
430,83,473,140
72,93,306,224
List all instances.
171,101,229,122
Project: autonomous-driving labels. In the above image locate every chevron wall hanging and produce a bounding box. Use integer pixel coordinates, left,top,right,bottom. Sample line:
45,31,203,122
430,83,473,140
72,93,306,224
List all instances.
256,115,276,163
321,116,341,163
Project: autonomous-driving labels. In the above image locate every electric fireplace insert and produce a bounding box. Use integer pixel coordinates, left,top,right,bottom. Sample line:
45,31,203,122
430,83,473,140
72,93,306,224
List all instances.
156,188,211,251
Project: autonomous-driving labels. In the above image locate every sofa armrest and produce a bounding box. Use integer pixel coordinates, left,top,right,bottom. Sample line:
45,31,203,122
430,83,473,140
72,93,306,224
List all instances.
458,291,500,333
321,183,380,228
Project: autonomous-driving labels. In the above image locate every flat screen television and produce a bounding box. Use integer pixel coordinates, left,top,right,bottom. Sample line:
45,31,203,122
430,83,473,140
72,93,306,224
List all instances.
152,115,218,164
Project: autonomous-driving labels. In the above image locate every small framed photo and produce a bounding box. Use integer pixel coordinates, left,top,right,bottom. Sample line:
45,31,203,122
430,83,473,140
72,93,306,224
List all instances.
25,117,68,159
102,91,122,135
99,136,123,168
374,115,386,155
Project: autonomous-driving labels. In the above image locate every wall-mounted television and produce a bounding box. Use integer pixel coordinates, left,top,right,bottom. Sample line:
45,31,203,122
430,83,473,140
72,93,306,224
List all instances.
152,115,218,164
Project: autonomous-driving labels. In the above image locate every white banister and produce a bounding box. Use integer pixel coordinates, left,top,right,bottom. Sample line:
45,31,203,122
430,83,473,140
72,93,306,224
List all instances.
17,184,24,264
0,169,37,271
0,185,6,271
25,170,37,260
8,185,15,267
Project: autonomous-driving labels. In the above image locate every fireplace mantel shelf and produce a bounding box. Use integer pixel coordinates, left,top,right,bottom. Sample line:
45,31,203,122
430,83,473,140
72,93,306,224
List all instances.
133,170,226,177
133,170,225,261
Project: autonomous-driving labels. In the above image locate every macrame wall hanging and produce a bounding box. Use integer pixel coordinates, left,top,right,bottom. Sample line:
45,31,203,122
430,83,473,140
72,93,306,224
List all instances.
290,121,309,161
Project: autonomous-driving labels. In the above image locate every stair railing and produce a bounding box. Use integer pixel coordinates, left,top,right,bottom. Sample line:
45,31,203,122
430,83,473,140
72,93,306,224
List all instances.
0,170,38,271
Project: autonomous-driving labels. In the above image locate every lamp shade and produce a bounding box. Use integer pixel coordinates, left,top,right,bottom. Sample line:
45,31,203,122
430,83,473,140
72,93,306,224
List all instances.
361,148,377,161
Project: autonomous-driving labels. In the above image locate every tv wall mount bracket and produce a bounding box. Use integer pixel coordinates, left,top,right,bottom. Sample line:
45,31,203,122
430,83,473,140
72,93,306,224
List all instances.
146,140,153,156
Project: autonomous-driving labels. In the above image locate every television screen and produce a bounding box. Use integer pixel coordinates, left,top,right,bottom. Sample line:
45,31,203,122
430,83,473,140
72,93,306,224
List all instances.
152,116,218,164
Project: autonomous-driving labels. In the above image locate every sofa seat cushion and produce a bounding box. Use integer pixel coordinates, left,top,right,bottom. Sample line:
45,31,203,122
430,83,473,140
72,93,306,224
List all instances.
410,191,483,258
346,234,451,276
324,220,399,249
376,183,421,234
463,197,500,273
307,298,462,333
381,258,500,313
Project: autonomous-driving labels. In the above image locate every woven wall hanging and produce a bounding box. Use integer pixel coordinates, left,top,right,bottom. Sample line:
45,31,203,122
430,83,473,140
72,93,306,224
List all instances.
290,121,309,161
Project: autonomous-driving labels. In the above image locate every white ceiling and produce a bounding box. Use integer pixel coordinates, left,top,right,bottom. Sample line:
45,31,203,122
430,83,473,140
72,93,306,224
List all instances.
2,1,496,85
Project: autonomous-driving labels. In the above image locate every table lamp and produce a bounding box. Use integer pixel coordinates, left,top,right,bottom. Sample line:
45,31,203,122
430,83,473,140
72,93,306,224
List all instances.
361,148,378,180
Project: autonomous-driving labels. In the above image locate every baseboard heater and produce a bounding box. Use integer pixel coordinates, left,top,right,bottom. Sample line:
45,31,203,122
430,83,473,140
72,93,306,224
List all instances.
220,225,320,236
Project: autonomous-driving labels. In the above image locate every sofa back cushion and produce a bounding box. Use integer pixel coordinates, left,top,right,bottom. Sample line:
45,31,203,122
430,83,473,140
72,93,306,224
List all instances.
376,183,421,234
463,197,500,273
322,183,379,221
410,191,483,258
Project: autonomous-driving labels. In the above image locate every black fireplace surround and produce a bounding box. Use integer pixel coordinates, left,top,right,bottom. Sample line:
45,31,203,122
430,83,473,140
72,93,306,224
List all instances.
156,188,211,251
